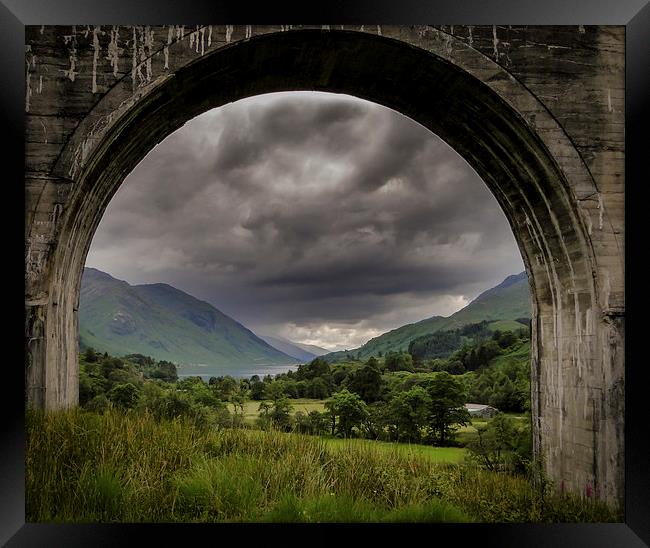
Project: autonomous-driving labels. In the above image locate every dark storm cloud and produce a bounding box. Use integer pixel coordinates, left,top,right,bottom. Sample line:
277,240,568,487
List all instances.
87,92,524,350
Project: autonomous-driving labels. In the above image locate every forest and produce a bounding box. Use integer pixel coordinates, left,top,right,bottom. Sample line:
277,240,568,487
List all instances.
78,323,531,453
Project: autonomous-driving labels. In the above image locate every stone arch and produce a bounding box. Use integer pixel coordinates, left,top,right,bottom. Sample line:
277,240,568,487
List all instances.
24,25,624,504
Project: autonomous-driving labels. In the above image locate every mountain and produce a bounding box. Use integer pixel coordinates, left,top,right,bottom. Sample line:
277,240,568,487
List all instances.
292,341,329,357
258,334,318,362
78,268,298,368
258,335,330,363
323,272,531,362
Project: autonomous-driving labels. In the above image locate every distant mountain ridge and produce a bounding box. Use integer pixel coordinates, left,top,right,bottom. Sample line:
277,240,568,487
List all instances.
292,341,330,357
79,268,298,368
257,334,329,362
323,272,531,362
258,334,319,362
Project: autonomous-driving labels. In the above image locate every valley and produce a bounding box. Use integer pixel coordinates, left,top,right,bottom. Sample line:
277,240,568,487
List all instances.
25,268,621,524
79,268,531,376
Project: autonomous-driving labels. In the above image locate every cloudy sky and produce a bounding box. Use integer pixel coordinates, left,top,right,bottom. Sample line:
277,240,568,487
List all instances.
86,91,524,351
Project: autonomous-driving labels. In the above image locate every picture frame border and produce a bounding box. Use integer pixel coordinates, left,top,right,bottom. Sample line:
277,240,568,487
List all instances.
5,0,648,545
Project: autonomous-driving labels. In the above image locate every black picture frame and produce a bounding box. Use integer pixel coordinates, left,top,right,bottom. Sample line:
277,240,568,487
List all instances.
5,0,649,545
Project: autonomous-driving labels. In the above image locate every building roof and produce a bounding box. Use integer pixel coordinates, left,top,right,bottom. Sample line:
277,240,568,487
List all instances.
465,403,498,411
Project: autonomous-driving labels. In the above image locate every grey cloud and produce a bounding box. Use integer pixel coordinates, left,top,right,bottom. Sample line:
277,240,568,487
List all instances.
87,91,524,349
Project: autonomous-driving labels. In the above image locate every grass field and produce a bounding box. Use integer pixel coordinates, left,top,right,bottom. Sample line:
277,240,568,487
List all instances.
228,398,325,423
26,408,621,523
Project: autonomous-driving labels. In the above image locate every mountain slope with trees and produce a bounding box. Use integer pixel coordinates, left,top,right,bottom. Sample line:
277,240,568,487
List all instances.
79,267,298,368
324,272,531,362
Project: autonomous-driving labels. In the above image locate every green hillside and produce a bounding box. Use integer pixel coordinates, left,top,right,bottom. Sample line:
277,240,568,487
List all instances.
324,272,531,362
465,337,532,412
79,268,298,368
487,319,529,333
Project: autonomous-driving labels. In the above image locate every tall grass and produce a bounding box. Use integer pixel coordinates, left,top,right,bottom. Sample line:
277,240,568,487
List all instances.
26,408,621,523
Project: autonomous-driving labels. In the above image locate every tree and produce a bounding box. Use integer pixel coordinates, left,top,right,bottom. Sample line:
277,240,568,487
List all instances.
423,372,471,445
265,381,285,401
324,389,368,437
466,412,532,473
176,376,200,388
293,411,311,434
307,410,329,435
107,382,140,409
384,352,414,372
308,377,330,399
258,400,273,425
292,409,328,435
363,401,390,440
101,356,124,377
229,385,247,420
345,361,383,403
83,347,99,363
125,353,155,368
331,366,352,388
271,397,292,430
86,393,110,413
466,350,530,413
388,385,431,443
107,368,136,387
149,389,194,421
78,363,107,406
211,375,238,399
258,396,292,431
151,360,178,382
78,369,95,406
445,360,465,375
189,381,223,409
297,357,331,381
280,379,300,398
295,380,308,398
249,379,266,400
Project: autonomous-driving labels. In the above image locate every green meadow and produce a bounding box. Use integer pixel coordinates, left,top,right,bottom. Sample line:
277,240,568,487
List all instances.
228,398,326,423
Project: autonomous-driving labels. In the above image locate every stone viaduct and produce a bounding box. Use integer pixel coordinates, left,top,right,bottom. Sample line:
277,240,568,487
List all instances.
24,25,625,504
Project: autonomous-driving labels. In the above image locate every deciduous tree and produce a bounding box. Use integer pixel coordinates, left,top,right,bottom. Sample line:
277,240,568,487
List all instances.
423,372,470,445
325,389,368,437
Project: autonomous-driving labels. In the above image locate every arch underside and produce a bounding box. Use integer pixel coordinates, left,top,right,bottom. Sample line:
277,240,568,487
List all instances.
25,28,624,505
